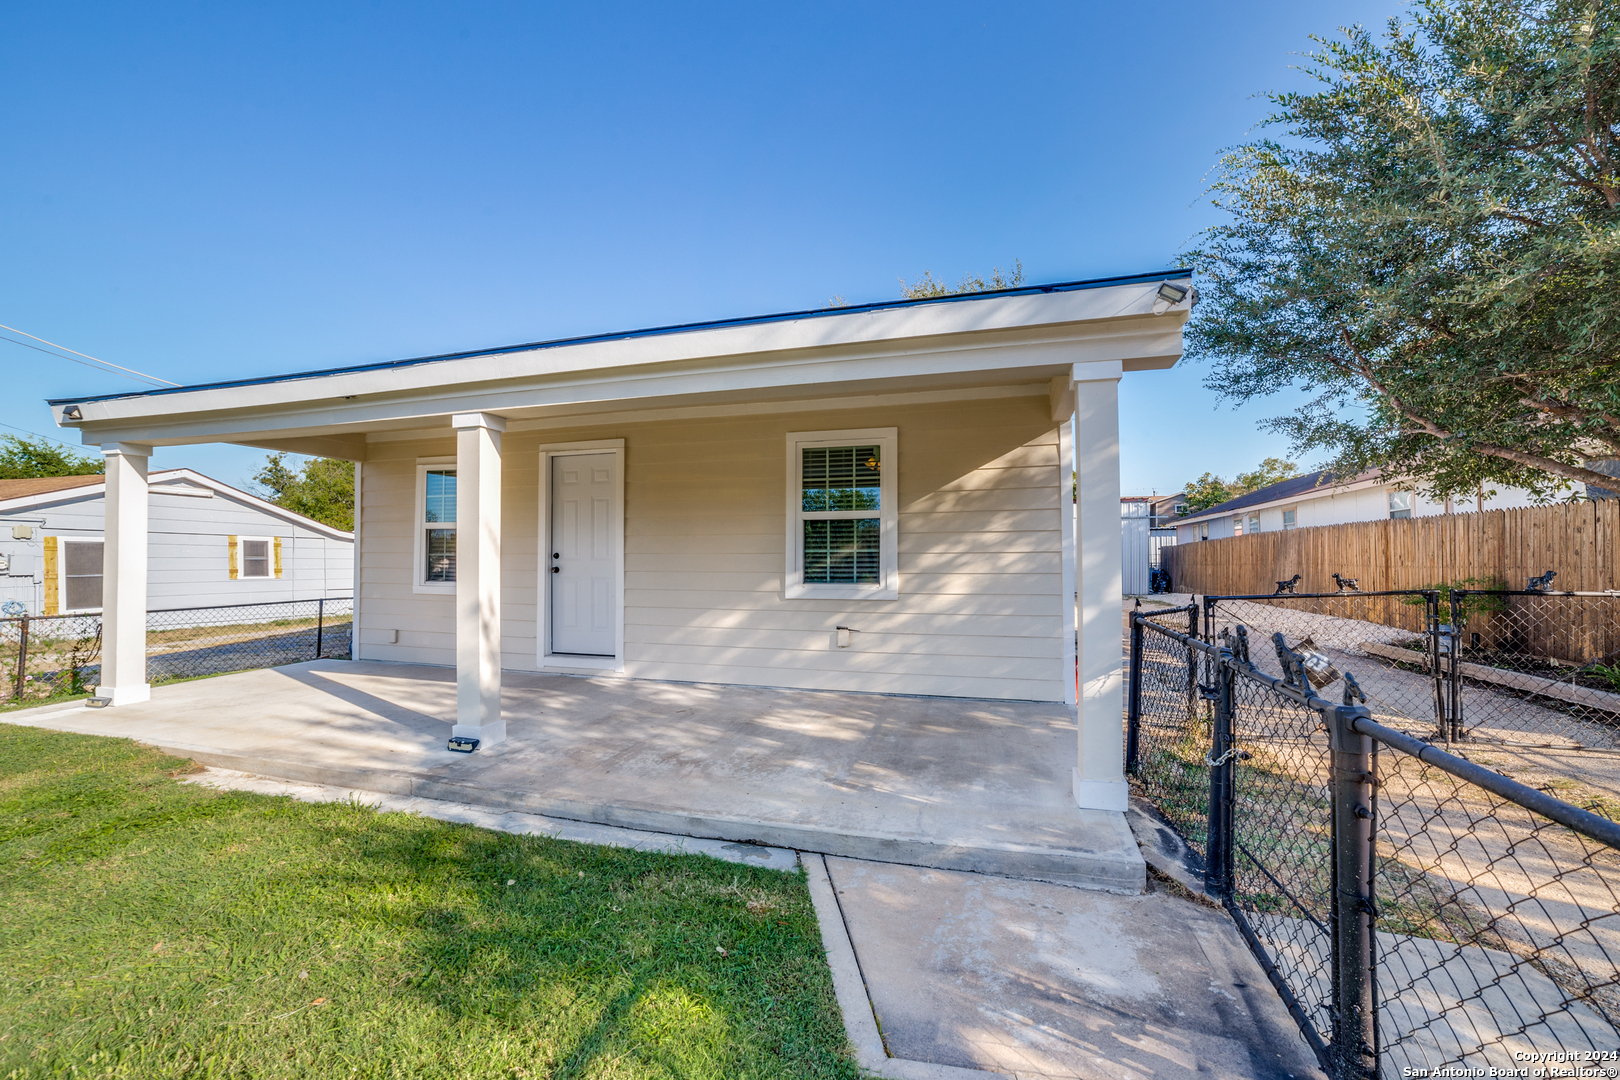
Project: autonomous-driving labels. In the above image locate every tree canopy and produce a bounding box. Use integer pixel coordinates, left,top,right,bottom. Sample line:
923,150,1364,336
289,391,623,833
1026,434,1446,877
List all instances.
899,260,1025,299
1185,0,1620,500
0,434,104,480
253,454,355,532
1182,456,1303,511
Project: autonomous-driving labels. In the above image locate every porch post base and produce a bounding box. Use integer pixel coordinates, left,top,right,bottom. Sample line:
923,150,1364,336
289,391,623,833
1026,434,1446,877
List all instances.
451,720,507,749
94,683,151,707
1072,769,1128,812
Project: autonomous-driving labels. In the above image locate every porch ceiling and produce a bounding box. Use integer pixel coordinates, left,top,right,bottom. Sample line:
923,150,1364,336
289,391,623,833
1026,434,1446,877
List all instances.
49,275,1191,455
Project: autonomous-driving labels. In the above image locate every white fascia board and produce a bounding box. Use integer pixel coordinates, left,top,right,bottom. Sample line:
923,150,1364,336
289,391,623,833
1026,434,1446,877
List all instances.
0,468,352,541
1172,476,1383,527
62,284,1189,444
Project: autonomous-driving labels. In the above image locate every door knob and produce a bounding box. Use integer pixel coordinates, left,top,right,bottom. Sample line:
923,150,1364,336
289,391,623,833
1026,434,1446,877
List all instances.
551,566,560,573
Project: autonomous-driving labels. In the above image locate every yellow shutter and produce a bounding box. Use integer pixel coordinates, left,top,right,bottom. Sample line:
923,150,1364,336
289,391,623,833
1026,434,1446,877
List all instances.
228,535,238,580
273,537,283,578
42,537,58,616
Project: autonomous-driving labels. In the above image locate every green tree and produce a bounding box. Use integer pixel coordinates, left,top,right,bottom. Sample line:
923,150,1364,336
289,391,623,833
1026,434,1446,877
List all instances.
1185,0,1620,500
0,434,104,479
900,260,1025,299
1181,456,1302,511
253,453,355,531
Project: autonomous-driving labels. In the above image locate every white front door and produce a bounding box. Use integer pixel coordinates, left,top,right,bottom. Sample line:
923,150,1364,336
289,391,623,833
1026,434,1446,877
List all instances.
550,452,617,656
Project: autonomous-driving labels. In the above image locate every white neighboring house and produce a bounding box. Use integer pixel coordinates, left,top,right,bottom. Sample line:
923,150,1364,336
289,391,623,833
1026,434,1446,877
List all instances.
0,469,353,617
1172,469,1553,543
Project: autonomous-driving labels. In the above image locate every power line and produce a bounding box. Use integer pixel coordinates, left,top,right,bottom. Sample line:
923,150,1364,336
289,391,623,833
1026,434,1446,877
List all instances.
0,322,177,386
0,420,93,452
0,333,171,388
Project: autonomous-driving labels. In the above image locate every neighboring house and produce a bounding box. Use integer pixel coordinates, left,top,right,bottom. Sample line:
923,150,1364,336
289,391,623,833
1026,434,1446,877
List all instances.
1172,469,1550,543
0,469,353,616
47,270,1195,815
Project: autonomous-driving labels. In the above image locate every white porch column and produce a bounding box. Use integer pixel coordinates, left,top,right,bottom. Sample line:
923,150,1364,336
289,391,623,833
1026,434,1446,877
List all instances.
1071,362,1127,812
452,412,505,747
97,443,152,706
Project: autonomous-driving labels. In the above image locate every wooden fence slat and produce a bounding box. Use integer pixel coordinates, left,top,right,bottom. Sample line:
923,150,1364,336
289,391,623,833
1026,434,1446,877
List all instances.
1162,502,1620,597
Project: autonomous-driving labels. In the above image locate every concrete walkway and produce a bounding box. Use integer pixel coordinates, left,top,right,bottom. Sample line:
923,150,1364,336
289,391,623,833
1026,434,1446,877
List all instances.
0,659,1143,890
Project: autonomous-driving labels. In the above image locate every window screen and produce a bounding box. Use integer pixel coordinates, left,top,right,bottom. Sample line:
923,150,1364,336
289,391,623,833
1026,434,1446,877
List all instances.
425,529,456,583
63,541,103,611
801,446,880,584
242,539,270,578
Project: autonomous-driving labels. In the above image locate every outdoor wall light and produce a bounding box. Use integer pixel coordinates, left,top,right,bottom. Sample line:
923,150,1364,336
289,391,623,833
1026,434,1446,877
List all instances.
1156,282,1190,305
61,405,82,421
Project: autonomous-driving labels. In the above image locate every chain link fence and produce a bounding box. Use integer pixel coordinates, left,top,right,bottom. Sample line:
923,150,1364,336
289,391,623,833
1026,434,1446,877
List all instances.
1128,611,1620,1079
1,597,353,706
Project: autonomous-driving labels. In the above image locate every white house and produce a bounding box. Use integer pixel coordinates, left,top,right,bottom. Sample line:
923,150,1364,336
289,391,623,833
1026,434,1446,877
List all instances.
1172,469,1549,543
0,469,352,616
45,272,1194,815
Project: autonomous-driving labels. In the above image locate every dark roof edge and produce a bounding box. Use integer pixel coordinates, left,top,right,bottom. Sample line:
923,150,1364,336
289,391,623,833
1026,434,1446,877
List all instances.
50,269,1191,407
1171,468,1365,523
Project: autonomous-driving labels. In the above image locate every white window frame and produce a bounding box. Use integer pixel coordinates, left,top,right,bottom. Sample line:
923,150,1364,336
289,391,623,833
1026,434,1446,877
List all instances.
1282,507,1298,530
237,535,274,579
536,440,626,672
785,428,898,601
1246,513,1261,534
1388,490,1414,519
57,536,105,614
413,458,457,594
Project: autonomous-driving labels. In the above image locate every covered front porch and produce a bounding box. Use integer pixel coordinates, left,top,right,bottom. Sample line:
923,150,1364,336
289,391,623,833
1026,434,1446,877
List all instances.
14,659,1144,890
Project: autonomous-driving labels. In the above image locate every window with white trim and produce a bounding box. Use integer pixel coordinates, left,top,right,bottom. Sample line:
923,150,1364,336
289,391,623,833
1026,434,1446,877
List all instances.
239,536,272,578
60,538,103,612
1282,508,1297,530
785,429,898,600
1388,490,1413,519
414,463,457,588
1246,513,1261,534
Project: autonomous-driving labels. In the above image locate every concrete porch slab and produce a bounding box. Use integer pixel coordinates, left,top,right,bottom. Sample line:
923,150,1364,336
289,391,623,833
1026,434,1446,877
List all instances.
2,660,1145,891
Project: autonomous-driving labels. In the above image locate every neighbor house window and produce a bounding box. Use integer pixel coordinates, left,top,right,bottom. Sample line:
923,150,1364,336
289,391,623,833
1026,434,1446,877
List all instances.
241,537,271,578
1388,491,1413,519
60,538,103,613
1247,513,1261,534
1282,508,1297,530
785,428,898,600
1233,515,1244,535
1199,522,1209,540
415,463,457,588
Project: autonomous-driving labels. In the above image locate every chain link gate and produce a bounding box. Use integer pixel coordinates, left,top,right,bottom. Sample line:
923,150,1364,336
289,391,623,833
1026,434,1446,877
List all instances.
1127,609,1620,1079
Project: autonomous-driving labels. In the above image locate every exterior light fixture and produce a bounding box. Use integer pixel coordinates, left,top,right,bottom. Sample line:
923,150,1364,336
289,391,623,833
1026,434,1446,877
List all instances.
1156,282,1189,305
61,405,82,421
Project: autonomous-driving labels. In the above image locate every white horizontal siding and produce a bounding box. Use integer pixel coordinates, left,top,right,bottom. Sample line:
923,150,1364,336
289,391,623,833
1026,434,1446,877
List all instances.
356,395,1065,700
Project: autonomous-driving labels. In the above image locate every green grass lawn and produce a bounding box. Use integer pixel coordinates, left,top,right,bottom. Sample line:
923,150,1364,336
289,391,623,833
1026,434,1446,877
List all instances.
0,725,859,1079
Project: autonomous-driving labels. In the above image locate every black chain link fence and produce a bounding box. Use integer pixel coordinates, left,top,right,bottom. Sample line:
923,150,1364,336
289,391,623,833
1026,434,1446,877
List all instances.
1129,611,1620,1079
1,597,353,706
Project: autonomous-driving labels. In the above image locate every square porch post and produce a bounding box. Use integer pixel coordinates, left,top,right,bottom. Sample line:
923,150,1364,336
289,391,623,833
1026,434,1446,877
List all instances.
452,412,505,747
1071,362,1128,812
97,443,152,706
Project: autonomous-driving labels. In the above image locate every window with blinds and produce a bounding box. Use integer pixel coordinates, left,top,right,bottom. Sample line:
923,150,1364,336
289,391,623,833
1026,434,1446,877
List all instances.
421,467,457,584
786,429,897,599
801,446,881,584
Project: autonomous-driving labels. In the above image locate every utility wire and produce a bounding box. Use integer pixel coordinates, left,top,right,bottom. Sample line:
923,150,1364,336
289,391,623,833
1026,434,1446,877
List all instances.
0,322,177,386
0,333,170,388
0,420,91,452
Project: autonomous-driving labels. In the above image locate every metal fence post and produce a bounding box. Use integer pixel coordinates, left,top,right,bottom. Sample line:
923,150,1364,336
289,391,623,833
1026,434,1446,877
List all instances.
13,615,28,699
315,598,325,661
1186,602,1200,718
1448,590,1465,742
1326,702,1376,1079
1204,653,1237,899
1426,590,1447,744
1126,612,1144,774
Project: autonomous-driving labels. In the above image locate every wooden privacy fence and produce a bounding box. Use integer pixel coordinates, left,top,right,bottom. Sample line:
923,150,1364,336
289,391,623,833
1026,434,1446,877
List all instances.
1162,500,1620,598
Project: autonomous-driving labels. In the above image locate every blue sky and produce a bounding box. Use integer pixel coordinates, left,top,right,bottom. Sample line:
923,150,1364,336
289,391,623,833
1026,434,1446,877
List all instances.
2,1,1404,496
